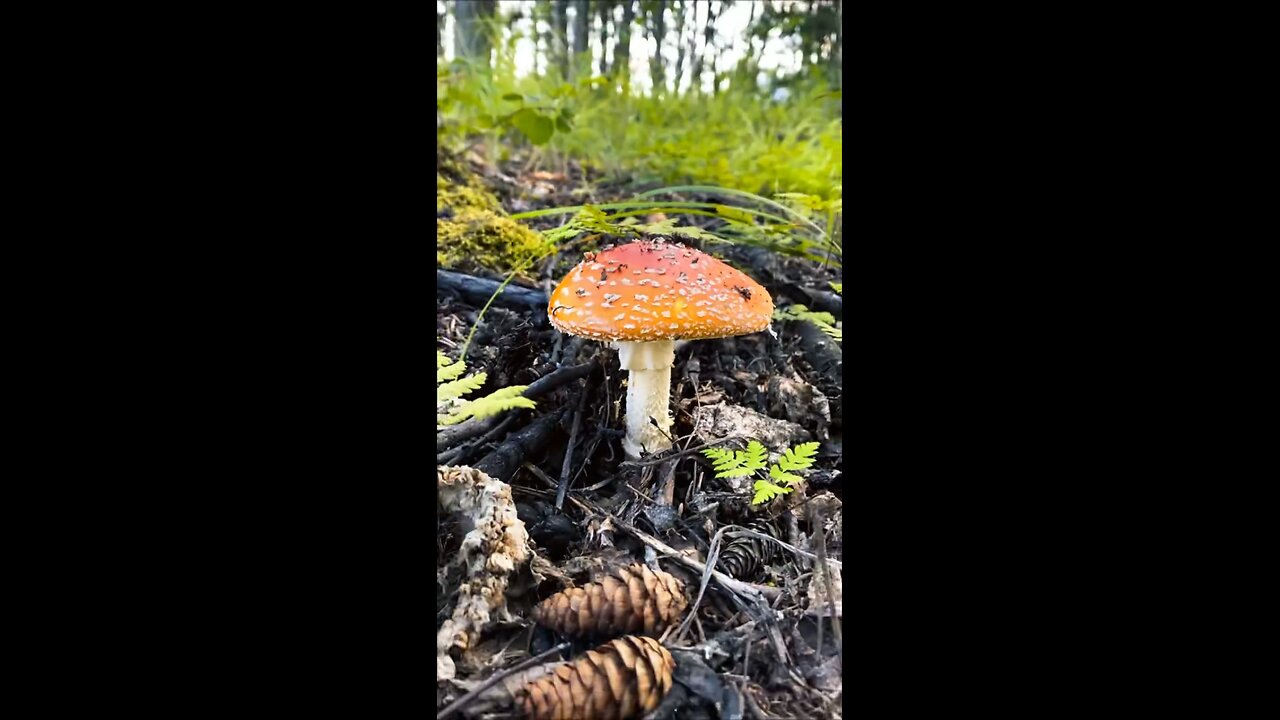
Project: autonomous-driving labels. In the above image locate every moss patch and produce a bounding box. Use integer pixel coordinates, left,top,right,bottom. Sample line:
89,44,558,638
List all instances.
437,208,549,276
437,166,548,277
437,172,502,215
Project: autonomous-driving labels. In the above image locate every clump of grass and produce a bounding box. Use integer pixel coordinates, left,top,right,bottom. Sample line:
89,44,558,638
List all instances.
437,46,841,202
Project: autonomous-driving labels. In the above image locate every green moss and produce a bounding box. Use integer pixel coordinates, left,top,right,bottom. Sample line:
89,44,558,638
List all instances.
437,172,502,214
436,208,549,276
436,161,550,276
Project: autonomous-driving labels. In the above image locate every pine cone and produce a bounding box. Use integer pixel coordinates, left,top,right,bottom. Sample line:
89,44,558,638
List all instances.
717,520,779,580
517,635,675,720
531,564,687,638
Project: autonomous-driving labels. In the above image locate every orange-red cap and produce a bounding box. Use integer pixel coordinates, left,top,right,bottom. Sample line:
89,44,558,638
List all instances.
547,239,774,341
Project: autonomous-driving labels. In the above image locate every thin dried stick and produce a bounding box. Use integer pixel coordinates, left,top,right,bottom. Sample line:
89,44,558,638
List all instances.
564,495,779,602
437,641,569,720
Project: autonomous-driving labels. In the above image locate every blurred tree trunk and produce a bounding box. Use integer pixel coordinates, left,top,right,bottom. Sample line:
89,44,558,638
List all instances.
673,0,689,94
612,1,635,90
454,0,497,67
437,3,445,59
645,1,666,95
535,0,550,74
680,0,691,91
572,0,589,79
833,0,842,88
713,1,731,94
692,0,717,93
553,0,570,79
598,0,611,77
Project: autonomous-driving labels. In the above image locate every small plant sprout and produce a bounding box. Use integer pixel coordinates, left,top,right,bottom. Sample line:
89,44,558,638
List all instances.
547,238,774,459
702,440,821,505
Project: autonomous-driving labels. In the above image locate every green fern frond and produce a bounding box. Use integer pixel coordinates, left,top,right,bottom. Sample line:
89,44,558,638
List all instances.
439,386,535,425
774,304,842,344
437,330,538,426
701,440,769,478
704,440,820,503
777,442,820,472
769,464,805,486
437,355,468,383
702,447,736,465
829,282,842,295
438,372,487,402
740,440,768,470
752,479,793,505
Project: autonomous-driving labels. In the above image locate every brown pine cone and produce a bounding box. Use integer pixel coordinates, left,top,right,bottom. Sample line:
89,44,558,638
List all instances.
531,564,687,638
717,520,779,580
516,635,675,720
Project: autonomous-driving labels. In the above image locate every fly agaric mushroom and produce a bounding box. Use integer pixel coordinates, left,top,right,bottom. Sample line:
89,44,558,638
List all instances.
548,238,773,458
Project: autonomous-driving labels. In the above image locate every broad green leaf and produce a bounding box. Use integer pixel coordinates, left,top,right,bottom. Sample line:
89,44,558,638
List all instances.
510,108,554,145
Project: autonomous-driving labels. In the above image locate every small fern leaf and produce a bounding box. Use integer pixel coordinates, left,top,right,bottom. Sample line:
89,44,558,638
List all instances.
752,479,792,505
712,457,741,473
778,442,820,472
437,357,468,383
740,441,769,473
819,324,842,341
440,391,535,425
716,465,759,479
701,447,735,465
437,351,450,368
479,385,531,401
769,464,805,486
829,282,842,295
438,372,486,402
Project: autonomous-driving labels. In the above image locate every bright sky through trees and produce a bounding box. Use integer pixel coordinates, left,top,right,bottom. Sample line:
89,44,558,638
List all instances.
439,1,807,94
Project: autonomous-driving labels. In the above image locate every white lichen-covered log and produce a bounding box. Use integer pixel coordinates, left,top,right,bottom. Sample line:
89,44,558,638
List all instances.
437,465,532,681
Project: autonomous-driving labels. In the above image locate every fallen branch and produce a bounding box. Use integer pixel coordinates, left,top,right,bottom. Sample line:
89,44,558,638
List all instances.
473,407,568,481
785,319,841,391
437,269,547,310
801,287,842,317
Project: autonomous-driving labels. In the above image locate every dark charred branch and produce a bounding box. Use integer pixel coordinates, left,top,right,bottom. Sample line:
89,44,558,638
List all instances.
785,319,841,393
474,406,568,481
437,269,548,311
801,288,842,317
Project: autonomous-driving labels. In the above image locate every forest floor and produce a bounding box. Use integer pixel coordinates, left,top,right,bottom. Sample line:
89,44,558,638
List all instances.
437,146,844,720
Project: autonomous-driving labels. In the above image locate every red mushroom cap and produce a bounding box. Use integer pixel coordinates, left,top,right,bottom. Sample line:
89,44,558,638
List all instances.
547,239,774,341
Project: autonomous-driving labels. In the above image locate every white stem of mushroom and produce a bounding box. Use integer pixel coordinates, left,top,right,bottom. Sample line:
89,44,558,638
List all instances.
614,340,675,459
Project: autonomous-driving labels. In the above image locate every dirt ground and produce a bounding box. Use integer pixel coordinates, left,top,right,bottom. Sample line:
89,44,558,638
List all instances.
437,151,844,719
